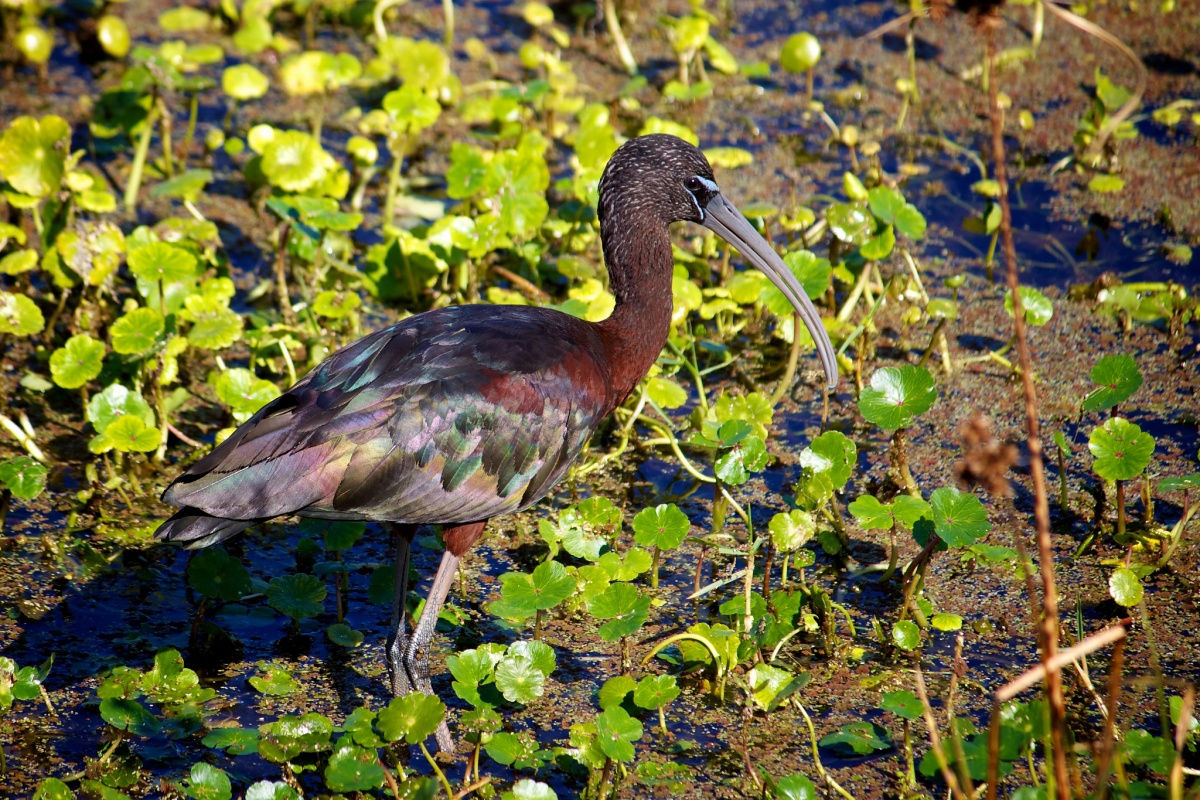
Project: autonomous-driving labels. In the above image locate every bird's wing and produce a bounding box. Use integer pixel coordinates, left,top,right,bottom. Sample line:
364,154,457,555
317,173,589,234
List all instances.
163,306,613,525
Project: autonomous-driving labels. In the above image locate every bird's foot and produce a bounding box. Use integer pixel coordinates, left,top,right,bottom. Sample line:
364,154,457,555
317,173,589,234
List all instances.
389,648,457,754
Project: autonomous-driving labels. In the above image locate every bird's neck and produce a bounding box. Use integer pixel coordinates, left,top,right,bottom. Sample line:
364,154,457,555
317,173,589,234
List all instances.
595,219,675,410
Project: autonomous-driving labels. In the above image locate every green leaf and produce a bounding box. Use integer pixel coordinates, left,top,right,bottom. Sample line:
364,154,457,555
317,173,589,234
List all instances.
595,706,642,762
50,334,105,389
1159,474,1200,492
0,292,45,336
508,640,555,677
33,778,74,800
780,31,821,73
88,383,155,433
183,763,232,800
110,307,164,355
150,170,213,203
892,620,921,651
103,415,161,453
880,690,923,719
1089,417,1155,481
1108,567,1143,607
266,573,326,621
801,430,856,489
326,623,365,648
261,131,327,193
892,495,933,526
127,241,199,284
376,692,446,744
769,509,815,552
848,495,892,530
250,663,300,695
632,503,690,551
645,376,688,409
930,487,991,547
0,115,70,197
244,782,300,800
485,731,539,767
202,727,260,755
503,560,577,613
867,186,927,240
747,663,808,712
859,225,895,261
774,774,818,800
1087,174,1125,193
826,203,872,246
588,583,650,642
100,697,159,735
0,456,48,501
382,85,442,134
714,435,767,485
446,142,489,199
324,742,385,792
222,64,269,100
1081,354,1142,412
859,365,937,430
819,721,891,755
1124,729,1174,774
0,248,38,275
932,613,963,631
505,779,557,800
1004,286,1053,326
214,368,280,418
495,654,545,704
633,674,680,711
186,547,251,601
598,675,637,710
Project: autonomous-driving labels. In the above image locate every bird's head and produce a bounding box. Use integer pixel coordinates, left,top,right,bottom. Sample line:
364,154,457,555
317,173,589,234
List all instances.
597,134,839,389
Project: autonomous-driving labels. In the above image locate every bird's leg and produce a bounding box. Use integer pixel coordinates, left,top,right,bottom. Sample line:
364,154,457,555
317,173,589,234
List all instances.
403,548,461,753
386,523,416,697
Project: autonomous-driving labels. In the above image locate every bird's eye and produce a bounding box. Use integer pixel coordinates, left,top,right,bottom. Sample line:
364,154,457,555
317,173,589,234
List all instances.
685,176,703,193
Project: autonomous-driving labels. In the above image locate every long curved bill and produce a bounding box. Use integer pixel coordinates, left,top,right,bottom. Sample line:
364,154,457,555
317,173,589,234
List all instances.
702,195,839,389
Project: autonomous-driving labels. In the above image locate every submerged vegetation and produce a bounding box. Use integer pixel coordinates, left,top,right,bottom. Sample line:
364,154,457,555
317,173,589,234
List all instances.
0,1,1197,799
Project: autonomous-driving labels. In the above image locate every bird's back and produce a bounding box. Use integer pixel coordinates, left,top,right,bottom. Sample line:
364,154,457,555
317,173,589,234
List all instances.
158,305,615,545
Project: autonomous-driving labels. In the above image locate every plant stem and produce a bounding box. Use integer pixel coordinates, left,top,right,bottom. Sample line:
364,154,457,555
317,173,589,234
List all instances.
770,311,804,406
274,222,297,325
603,0,637,75
1057,445,1068,512
181,93,199,168
419,742,453,798
1116,479,1125,535
891,428,920,497
986,27,1069,800
125,105,161,215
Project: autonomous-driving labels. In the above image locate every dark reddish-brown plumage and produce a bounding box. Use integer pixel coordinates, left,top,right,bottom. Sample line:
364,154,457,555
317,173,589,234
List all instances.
156,134,838,751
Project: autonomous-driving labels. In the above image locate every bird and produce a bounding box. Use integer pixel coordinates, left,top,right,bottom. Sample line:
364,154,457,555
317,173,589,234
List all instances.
155,133,838,751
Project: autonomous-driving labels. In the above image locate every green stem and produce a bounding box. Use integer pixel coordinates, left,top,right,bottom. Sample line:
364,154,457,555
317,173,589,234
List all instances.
159,100,174,178
125,105,161,214
383,139,407,225
181,93,199,168
419,741,453,799
442,0,454,47
770,311,804,406
1116,480,1125,536
1057,446,1069,512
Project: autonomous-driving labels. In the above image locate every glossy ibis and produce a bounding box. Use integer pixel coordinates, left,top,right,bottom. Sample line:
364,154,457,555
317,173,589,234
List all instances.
155,134,838,751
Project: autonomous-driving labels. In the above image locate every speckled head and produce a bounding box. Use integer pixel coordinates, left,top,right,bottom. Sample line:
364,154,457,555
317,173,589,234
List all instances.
598,134,717,229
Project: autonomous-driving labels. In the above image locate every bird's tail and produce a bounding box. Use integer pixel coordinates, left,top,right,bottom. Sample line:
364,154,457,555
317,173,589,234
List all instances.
155,507,261,550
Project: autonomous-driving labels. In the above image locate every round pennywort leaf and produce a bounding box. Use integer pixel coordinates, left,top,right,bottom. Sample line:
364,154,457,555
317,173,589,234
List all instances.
859,365,937,430
1089,417,1154,481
